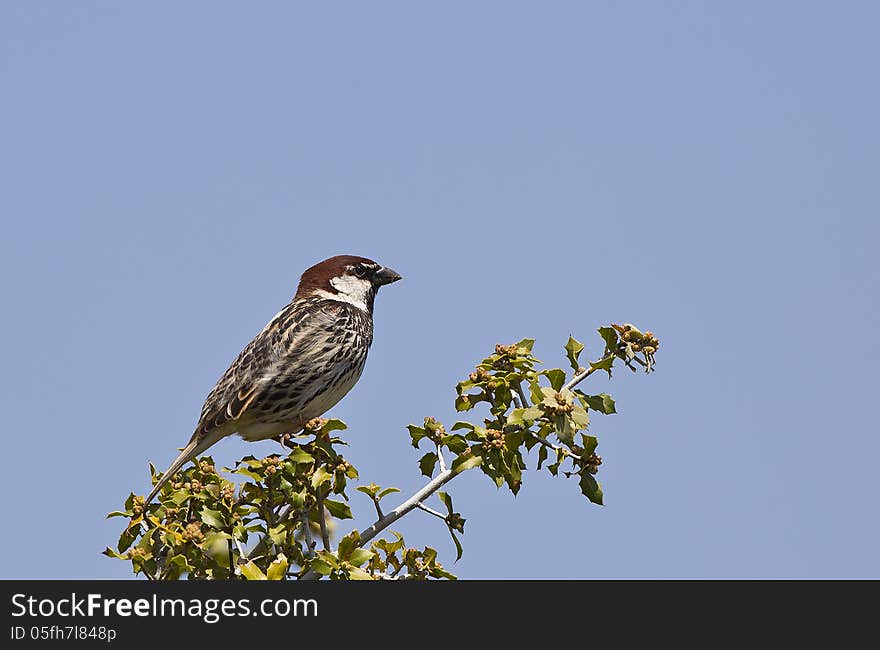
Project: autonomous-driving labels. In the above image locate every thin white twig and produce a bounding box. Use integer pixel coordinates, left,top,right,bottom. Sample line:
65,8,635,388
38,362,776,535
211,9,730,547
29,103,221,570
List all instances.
416,503,447,520
436,443,447,473
300,468,456,580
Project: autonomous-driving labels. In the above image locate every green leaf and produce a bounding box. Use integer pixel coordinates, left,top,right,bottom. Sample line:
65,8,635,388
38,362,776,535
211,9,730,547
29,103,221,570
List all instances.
554,414,574,446
515,338,535,354
347,566,374,580
234,467,263,482
583,392,617,414
451,450,483,474
543,369,566,393
199,508,225,530
598,326,619,353
323,499,353,519
529,379,544,404
437,491,454,515
451,421,475,432
164,554,194,580
565,335,585,370
267,553,289,580
418,452,439,478
106,511,130,519
449,529,464,562
307,557,333,576
268,524,287,546
570,404,590,430
579,472,604,505
321,419,348,433
408,425,427,448
289,490,306,509
288,448,315,464
441,434,469,454
378,487,401,500
581,434,599,457
536,444,548,470
240,561,267,580
356,484,380,497
508,406,544,427
311,466,332,489
348,548,374,567
590,355,615,378
455,394,476,411
338,530,360,559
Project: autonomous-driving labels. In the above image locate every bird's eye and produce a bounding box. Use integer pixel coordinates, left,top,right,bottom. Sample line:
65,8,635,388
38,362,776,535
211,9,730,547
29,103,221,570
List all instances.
353,264,368,278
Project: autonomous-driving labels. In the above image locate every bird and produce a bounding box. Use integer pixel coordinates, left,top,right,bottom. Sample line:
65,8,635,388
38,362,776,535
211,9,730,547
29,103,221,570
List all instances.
144,254,402,504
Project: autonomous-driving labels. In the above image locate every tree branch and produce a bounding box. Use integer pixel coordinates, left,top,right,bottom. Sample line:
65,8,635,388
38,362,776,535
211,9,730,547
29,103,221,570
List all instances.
416,502,447,520
316,490,331,552
298,350,614,580
300,467,456,580
436,443,447,473
301,510,315,558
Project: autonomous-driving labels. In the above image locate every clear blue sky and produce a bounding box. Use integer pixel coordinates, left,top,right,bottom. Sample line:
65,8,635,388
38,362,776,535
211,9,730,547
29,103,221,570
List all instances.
2,2,877,579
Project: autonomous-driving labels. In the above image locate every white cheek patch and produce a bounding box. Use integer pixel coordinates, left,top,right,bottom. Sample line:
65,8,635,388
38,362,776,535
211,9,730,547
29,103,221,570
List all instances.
327,275,372,311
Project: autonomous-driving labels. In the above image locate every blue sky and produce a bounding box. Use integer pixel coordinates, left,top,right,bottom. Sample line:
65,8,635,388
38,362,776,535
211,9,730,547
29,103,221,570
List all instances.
1,2,878,579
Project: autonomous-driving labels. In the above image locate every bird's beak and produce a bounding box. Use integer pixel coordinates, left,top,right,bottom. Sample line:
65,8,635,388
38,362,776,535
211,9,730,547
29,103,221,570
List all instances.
374,266,402,286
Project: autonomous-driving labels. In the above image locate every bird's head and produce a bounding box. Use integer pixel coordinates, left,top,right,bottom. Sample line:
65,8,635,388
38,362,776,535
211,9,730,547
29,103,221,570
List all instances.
295,255,402,312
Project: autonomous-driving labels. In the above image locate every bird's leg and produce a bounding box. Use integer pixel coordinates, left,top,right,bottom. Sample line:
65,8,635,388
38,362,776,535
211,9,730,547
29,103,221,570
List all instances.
275,432,297,451
274,416,307,451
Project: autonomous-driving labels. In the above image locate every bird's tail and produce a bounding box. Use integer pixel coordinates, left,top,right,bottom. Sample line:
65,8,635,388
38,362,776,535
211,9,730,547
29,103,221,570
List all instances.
145,436,212,505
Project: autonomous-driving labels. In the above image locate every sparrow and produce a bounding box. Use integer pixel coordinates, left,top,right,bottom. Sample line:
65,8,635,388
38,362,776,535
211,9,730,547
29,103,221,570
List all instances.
145,255,402,504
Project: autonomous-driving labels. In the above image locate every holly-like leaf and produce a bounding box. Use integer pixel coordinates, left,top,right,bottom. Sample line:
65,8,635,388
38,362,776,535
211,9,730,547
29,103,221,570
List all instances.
543,368,567,391
590,355,615,378
266,553,289,580
515,338,536,354
311,466,332,489
323,499,353,519
338,531,360,559
449,529,464,562
321,419,348,434
307,557,333,576
199,508,225,530
408,425,427,448
579,472,604,505
288,448,315,464
348,548,374,568
508,405,544,428
240,561,267,580
536,444,549,470
437,491,454,515
455,394,476,411
554,414,574,446
581,434,599,457
347,566,374,580
441,434,469,454
451,450,483,473
598,326,619,353
581,392,616,414
419,452,439,477
565,335,585,371
570,404,590,430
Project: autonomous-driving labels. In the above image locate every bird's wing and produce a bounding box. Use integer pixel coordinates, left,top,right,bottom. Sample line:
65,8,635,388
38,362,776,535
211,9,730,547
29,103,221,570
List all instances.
191,298,339,442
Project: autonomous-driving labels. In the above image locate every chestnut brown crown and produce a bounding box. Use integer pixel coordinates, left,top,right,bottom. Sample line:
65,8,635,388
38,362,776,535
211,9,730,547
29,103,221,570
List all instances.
294,255,402,308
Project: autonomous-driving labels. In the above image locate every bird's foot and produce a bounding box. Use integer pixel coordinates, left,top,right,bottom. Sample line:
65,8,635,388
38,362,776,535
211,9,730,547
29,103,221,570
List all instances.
275,433,297,451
